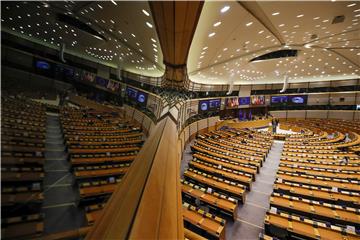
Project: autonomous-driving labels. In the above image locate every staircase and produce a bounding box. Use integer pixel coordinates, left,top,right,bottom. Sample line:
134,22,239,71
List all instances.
42,114,86,234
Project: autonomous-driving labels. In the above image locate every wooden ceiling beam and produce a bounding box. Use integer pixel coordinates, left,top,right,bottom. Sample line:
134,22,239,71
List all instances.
150,1,204,86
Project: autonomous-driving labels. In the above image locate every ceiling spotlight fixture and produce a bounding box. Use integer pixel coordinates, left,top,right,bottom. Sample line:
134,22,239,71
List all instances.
142,9,150,16
208,32,216,37
213,21,221,27
151,38,156,43
111,0,117,6
246,22,253,26
221,6,230,13
297,14,304,18
304,43,311,48
272,12,280,16
146,22,153,28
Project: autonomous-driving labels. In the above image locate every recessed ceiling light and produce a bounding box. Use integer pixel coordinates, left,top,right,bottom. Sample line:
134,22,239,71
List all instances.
297,14,304,18
258,30,264,34
208,32,216,37
221,6,230,13
355,9,360,12
246,22,253,26
142,9,150,16
279,24,285,27
347,3,356,7
272,12,280,16
111,0,117,6
203,46,208,50
213,21,221,27
146,22,153,28
322,19,329,22
223,48,228,51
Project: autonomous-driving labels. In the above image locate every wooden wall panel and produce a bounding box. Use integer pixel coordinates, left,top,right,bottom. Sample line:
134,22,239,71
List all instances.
306,110,328,119
287,110,306,119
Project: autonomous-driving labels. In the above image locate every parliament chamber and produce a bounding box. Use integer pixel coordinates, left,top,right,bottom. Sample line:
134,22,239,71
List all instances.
1,1,360,240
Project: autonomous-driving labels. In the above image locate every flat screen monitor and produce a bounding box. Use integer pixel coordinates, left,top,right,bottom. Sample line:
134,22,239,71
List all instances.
36,60,51,70
82,71,95,82
107,81,120,92
126,87,138,99
95,76,109,87
271,96,288,105
34,58,54,77
198,100,209,112
226,97,239,108
239,97,250,105
209,99,221,111
288,95,308,105
251,95,265,105
137,91,148,106
55,64,75,82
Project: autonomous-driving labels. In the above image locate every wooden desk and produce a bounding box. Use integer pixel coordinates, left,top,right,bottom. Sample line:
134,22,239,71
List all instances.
265,211,359,240
183,206,225,240
270,193,360,227
189,160,252,190
79,184,117,198
184,169,246,203
181,183,237,220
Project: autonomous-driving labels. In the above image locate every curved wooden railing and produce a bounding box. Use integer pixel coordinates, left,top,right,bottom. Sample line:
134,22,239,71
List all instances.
85,115,183,239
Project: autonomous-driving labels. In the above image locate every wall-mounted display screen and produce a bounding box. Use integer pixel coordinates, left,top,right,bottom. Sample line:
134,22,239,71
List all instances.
226,97,239,108
126,87,147,105
137,91,148,105
82,71,95,82
95,76,109,87
209,99,221,110
126,87,138,99
55,64,75,81
36,60,51,70
288,95,308,105
251,95,265,105
107,81,120,92
199,99,221,112
33,58,54,77
271,96,288,105
239,97,250,105
199,100,210,112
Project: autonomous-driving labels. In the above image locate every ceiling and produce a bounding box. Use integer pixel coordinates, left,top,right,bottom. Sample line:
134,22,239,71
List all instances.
1,1,164,77
1,1,359,85
187,1,360,84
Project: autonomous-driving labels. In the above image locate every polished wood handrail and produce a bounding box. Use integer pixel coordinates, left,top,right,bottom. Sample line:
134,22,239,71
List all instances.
86,117,183,239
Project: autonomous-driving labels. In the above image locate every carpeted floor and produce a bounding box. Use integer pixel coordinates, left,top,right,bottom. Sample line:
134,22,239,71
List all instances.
42,114,87,234
225,140,284,240
180,139,285,240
